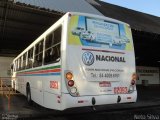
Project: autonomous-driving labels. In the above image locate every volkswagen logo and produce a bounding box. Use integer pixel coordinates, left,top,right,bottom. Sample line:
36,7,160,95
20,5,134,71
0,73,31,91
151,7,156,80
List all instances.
82,52,94,66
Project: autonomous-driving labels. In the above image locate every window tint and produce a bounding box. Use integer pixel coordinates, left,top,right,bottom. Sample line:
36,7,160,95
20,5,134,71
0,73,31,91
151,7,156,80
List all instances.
33,40,44,67
44,26,61,65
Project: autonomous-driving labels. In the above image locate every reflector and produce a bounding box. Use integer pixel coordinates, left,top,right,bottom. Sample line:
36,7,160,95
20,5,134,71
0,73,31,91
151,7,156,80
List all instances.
70,87,77,94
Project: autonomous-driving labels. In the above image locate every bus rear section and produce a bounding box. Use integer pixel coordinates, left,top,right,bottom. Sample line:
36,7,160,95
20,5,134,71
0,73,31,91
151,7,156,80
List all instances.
61,13,137,109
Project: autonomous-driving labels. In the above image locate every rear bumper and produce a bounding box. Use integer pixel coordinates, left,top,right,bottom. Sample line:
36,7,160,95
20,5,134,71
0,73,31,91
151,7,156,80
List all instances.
61,91,137,110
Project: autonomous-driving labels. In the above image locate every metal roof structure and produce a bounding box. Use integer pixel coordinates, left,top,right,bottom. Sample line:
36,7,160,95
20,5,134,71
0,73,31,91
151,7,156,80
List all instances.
88,0,160,35
13,0,160,35
14,0,103,15
0,0,63,56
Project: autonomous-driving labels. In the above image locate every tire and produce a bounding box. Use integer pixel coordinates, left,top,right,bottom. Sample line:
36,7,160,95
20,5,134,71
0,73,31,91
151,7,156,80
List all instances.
26,84,32,105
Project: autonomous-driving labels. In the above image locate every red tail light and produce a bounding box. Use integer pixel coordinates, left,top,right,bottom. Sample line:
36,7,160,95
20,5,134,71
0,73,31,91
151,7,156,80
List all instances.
131,80,135,85
131,73,137,85
68,80,74,87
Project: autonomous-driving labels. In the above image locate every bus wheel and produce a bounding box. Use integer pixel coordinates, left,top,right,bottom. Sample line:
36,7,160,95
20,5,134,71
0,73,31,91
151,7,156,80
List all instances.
26,84,32,105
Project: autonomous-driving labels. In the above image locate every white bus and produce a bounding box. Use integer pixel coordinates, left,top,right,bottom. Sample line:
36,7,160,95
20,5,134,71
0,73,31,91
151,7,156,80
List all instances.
11,12,137,110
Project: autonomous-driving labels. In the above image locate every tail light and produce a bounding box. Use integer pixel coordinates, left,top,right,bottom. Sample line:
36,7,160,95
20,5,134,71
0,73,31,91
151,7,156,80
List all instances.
131,73,137,85
70,87,77,94
65,71,79,96
128,85,134,93
131,80,135,85
66,72,73,80
128,73,137,93
68,80,74,87
132,73,137,81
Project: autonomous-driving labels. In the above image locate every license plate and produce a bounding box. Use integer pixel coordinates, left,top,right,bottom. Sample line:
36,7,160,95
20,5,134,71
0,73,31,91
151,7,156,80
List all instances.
114,87,128,94
99,81,111,87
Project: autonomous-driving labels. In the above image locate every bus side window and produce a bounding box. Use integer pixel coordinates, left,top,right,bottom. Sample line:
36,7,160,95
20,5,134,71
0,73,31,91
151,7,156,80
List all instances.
16,60,18,71
44,33,53,64
10,64,14,74
18,57,22,71
33,40,44,67
54,26,62,45
27,48,33,69
56,44,60,60
16,57,20,71
44,26,61,65
54,26,61,61
22,53,27,70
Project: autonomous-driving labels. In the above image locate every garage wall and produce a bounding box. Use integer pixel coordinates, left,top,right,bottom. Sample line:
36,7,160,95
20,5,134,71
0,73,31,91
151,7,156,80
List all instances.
136,66,160,85
0,57,14,77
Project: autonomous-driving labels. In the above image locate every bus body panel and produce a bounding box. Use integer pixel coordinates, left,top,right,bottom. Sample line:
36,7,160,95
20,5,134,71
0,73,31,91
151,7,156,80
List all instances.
61,91,137,110
42,63,62,110
65,14,136,98
14,62,62,108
